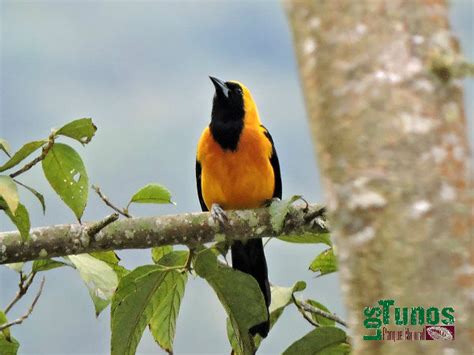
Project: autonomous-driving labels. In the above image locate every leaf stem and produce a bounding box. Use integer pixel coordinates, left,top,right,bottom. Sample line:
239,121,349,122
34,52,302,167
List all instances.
9,133,55,179
183,248,195,273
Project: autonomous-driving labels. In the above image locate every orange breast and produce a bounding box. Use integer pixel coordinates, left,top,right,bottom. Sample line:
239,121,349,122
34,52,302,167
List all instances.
197,126,274,210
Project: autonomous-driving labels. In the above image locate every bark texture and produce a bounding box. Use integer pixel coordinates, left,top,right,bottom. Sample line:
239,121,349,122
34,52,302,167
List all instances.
286,0,472,354
0,203,326,264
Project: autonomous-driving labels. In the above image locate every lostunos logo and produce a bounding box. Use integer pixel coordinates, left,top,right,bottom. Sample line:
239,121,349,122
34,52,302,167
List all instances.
363,299,455,341
425,326,455,340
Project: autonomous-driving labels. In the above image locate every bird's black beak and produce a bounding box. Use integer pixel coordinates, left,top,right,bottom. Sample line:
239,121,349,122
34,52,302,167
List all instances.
209,76,229,99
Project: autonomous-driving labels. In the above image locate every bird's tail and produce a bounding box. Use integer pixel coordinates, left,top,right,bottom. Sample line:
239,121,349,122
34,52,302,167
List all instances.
231,238,270,338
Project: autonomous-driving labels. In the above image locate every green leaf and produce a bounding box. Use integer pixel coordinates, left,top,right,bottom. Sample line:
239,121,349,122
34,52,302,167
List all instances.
151,246,173,264
3,203,30,241
111,265,183,355
269,195,301,233
0,140,46,172
149,270,187,353
0,312,19,355
228,281,307,353
155,251,188,268
128,183,173,207
0,310,11,341
193,249,218,277
283,327,348,355
32,259,68,272
56,118,97,145
319,343,351,354
306,300,335,326
195,249,267,355
225,320,242,355
0,333,19,355
0,139,11,157
42,143,88,221
279,232,332,245
15,181,46,214
68,254,119,316
211,240,231,259
4,263,24,273
90,251,128,279
257,282,306,347
269,282,306,316
148,249,188,352
309,248,338,276
0,176,19,214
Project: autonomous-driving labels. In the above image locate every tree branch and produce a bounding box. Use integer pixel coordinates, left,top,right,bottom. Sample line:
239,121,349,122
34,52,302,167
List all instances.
0,203,326,264
0,276,45,331
292,294,319,327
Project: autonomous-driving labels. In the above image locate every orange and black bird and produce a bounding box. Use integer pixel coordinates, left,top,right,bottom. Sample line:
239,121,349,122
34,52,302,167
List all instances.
196,76,282,338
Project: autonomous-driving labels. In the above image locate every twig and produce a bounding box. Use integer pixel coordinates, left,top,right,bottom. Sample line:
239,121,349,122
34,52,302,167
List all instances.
0,277,45,331
222,254,229,266
297,196,310,213
298,299,348,327
9,134,55,179
292,294,319,327
92,185,131,218
85,213,119,237
4,271,36,314
263,237,273,248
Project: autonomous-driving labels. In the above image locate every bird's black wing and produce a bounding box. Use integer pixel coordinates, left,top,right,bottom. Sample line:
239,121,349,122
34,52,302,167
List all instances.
261,125,282,199
195,159,209,211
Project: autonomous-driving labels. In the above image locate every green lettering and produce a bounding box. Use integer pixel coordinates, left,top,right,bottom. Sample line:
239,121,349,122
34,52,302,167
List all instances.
364,307,382,329
363,329,382,341
441,307,455,325
426,307,439,325
410,307,425,325
395,307,408,325
378,299,395,324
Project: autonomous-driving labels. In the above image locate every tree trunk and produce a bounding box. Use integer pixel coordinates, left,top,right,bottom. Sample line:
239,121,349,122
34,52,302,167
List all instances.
285,0,472,353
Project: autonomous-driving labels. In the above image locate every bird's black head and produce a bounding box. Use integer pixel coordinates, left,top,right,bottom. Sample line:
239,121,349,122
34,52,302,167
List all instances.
209,76,245,151
210,76,245,123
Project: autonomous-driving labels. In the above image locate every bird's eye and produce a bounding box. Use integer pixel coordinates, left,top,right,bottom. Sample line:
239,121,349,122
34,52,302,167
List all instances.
236,87,243,94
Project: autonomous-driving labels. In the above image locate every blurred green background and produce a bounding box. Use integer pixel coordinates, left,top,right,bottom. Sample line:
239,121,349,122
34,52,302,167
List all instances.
1,0,472,354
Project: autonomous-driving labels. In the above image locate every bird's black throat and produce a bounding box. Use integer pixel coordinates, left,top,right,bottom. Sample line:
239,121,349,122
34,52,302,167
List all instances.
209,117,244,151
209,82,245,151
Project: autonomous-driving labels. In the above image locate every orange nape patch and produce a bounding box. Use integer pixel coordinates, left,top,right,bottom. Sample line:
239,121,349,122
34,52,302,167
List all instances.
197,125,275,210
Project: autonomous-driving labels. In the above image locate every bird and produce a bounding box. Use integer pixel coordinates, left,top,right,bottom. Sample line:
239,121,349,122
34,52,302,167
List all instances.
195,76,282,338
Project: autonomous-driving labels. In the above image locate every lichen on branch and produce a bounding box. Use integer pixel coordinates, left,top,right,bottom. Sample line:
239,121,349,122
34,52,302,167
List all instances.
0,203,326,264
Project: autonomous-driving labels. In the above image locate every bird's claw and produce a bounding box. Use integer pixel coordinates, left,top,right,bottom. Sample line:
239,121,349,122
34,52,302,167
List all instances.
211,203,228,227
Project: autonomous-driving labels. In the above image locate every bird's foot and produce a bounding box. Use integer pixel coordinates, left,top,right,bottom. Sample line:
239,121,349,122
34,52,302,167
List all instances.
211,203,228,227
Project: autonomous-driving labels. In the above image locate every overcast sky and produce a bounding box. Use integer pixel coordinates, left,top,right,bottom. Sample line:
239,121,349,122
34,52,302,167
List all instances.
0,1,472,354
